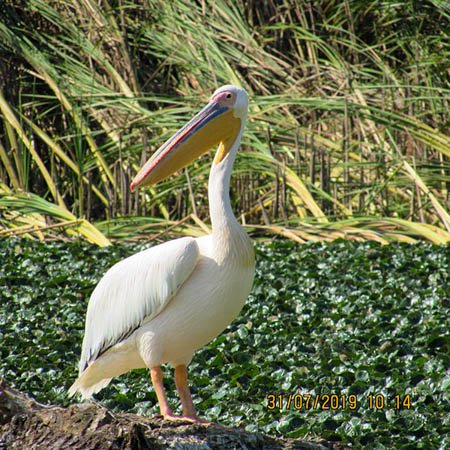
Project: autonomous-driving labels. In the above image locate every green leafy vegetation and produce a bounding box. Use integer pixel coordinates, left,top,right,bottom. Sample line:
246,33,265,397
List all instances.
1,239,448,449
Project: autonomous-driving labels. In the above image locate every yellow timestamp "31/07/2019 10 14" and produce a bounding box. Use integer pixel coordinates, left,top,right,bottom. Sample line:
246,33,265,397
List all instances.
266,393,412,411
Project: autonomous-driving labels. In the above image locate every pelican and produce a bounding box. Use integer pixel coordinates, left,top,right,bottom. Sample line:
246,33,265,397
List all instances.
69,85,255,422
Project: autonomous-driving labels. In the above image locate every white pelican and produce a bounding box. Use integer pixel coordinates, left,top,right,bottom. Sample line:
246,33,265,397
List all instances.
69,85,255,422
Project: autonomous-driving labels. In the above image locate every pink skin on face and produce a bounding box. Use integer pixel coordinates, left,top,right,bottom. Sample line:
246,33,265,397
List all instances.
210,91,236,107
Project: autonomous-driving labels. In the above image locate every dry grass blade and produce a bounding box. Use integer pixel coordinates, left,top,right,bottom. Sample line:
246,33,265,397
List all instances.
0,187,111,246
0,90,65,207
402,161,450,232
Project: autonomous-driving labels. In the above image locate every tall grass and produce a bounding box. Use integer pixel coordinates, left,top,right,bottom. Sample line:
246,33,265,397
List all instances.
0,0,449,244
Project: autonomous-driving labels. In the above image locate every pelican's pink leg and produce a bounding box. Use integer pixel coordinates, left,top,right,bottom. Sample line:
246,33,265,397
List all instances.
150,366,178,420
174,364,210,423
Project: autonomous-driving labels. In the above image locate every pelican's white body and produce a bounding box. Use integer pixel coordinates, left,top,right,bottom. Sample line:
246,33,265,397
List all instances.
137,233,254,369
73,230,254,398
69,85,255,399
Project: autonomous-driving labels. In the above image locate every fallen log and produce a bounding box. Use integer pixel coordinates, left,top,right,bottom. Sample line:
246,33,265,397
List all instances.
0,381,352,449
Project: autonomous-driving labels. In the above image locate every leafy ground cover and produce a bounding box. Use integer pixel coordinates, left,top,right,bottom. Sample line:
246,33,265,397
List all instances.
0,239,448,448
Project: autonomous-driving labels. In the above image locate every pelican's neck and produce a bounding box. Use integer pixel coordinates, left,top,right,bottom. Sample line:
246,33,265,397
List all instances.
208,124,245,237
207,120,254,266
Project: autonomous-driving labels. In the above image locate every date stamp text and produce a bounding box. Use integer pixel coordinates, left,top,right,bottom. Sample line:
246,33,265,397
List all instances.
266,393,412,411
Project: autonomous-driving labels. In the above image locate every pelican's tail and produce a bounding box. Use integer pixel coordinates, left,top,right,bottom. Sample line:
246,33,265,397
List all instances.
68,365,112,399
68,345,145,399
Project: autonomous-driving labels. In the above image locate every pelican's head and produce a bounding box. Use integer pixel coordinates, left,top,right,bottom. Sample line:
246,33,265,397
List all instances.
131,85,248,189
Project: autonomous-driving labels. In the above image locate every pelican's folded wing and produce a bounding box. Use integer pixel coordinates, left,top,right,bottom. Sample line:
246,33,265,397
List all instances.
78,236,199,374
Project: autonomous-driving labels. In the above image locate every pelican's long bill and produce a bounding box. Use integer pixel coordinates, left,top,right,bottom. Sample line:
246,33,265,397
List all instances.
131,100,241,190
